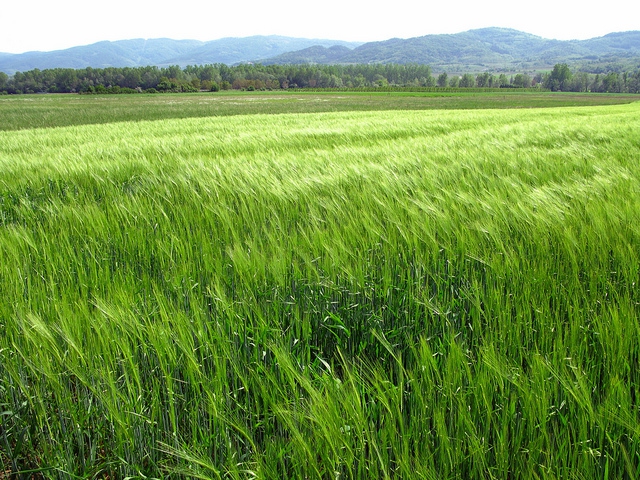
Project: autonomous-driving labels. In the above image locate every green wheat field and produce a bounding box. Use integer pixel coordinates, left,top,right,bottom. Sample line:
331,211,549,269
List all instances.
1,92,639,478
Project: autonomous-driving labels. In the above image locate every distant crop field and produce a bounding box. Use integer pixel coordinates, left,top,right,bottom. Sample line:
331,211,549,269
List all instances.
1,100,640,478
0,90,638,131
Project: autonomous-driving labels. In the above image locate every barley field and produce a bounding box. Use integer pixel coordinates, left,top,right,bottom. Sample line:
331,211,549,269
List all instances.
2,90,638,131
1,97,639,478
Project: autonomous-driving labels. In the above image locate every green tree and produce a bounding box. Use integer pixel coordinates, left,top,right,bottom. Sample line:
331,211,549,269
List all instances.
459,73,476,88
52,69,79,92
601,72,622,93
498,74,510,87
122,68,142,89
437,72,448,87
327,74,343,88
162,65,184,81
571,72,589,92
352,74,366,87
512,73,531,88
373,74,388,87
545,63,573,91
476,72,491,87
627,71,640,93
0,71,9,91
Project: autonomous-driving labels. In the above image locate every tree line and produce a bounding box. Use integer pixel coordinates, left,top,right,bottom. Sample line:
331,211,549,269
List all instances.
0,64,434,94
540,63,640,93
1,63,639,94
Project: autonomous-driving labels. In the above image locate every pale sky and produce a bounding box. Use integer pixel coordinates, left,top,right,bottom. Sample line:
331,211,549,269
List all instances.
2,0,638,54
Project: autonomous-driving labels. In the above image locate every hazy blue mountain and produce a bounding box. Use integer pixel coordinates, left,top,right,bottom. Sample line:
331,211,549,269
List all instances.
0,39,206,73
263,28,640,72
581,31,640,52
2,29,639,75
0,37,361,74
161,37,360,66
261,45,353,65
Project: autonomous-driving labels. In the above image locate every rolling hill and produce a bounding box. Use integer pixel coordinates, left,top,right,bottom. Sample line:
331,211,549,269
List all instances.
0,37,362,74
263,28,640,73
1,29,639,75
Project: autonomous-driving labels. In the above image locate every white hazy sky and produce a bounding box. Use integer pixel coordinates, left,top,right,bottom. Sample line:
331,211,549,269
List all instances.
2,0,639,54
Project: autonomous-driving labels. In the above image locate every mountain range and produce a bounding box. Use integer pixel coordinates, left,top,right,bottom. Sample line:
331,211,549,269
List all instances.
2,28,640,75
264,29,640,73
0,37,362,75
